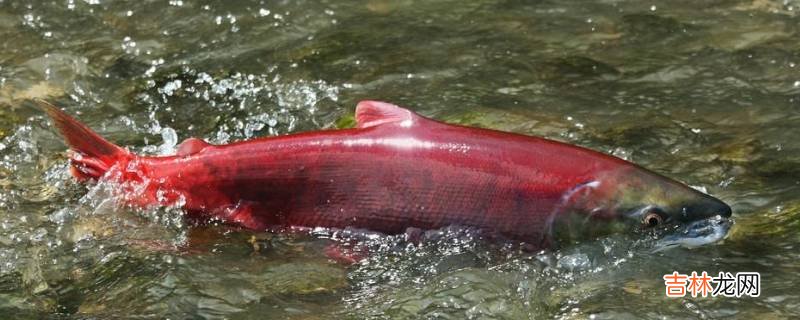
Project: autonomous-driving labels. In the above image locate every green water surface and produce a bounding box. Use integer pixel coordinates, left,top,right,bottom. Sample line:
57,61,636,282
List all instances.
1,0,799,318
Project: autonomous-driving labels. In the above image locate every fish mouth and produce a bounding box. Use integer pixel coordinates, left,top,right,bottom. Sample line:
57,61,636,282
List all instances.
652,215,733,252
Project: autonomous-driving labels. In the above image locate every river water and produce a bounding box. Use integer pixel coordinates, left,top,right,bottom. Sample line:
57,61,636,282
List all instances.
1,0,799,318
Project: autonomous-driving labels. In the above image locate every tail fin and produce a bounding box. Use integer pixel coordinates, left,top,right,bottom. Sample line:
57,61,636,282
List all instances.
35,99,130,181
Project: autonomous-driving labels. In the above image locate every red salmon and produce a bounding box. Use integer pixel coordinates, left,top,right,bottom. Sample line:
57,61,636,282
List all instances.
38,100,731,247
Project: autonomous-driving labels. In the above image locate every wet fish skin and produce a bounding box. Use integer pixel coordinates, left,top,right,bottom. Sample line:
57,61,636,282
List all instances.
37,100,732,248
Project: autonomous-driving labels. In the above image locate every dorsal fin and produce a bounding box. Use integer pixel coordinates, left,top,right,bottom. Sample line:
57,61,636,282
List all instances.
176,137,211,156
355,100,421,128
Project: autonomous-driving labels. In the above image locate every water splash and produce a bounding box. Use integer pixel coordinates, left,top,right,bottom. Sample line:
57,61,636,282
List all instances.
136,68,339,149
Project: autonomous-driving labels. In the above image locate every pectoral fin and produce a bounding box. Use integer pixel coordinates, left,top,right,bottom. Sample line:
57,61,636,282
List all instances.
216,201,268,230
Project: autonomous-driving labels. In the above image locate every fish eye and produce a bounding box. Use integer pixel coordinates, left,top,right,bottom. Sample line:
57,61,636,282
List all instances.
642,211,664,228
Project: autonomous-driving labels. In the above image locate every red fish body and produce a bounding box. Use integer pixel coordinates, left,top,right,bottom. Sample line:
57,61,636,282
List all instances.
39,100,731,247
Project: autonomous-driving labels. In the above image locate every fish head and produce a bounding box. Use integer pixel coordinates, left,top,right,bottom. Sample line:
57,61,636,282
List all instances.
608,166,730,222
550,165,732,249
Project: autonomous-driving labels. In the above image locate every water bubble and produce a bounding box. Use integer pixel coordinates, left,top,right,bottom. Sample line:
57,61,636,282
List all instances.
121,36,139,55
160,79,182,96
157,127,178,155
29,228,47,242
557,253,591,271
